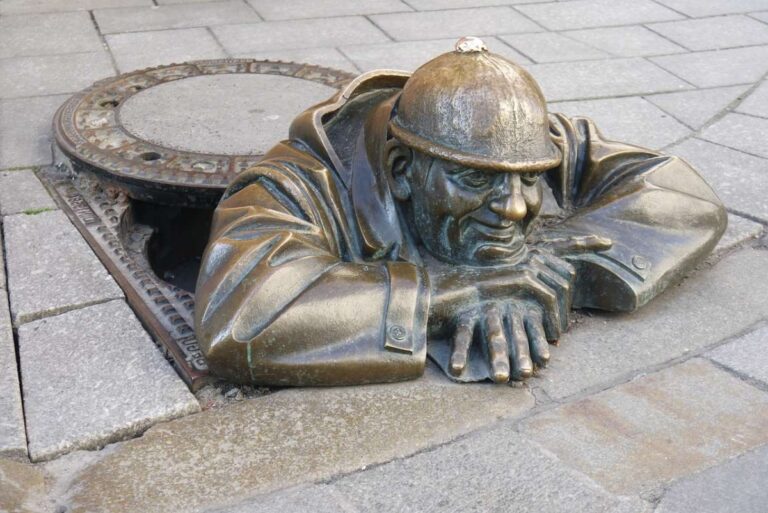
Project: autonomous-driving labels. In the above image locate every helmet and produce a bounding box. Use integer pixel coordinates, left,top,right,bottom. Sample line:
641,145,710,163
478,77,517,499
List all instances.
389,37,561,173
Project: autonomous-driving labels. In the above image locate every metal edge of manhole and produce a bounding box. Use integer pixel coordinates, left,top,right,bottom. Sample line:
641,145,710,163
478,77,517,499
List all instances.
46,59,356,390
53,58,356,208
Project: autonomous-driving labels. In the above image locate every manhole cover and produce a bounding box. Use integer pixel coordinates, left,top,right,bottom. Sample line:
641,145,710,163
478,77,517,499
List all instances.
53,59,354,207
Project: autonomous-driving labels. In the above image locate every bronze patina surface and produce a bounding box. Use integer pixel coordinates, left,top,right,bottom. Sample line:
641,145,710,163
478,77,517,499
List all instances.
49,60,355,389
53,59,355,208
195,38,727,386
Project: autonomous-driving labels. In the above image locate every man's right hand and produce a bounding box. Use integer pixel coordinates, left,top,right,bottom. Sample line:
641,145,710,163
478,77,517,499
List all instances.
425,249,575,382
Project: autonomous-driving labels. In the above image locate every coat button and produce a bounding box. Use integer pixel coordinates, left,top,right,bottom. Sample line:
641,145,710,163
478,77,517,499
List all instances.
388,324,408,341
632,255,650,270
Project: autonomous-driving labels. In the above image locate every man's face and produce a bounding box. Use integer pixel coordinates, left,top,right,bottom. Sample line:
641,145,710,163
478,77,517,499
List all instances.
406,152,544,266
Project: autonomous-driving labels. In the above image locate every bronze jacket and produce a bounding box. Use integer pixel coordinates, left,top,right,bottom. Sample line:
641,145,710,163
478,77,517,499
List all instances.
194,72,726,386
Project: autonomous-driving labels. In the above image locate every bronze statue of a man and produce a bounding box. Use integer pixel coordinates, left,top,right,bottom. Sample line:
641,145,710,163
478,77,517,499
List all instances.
194,38,726,386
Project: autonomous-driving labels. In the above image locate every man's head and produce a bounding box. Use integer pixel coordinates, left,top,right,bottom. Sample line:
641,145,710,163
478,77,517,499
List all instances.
386,37,560,266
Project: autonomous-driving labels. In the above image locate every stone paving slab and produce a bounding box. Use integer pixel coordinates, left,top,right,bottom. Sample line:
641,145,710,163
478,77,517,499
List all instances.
329,426,649,513
340,37,530,72
517,0,682,31
526,57,691,102
649,15,768,51
62,371,534,513
654,0,768,17
0,94,70,169
656,444,768,513
707,324,768,386
533,248,768,400
94,0,261,34
651,45,768,88
0,11,103,59
699,112,768,159
205,485,354,513
0,169,57,216
0,52,114,100
0,0,150,15
212,17,390,54
18,299,200,462
563,26,686,57
0,458,49,513
368,7,544,41
247,0,411,20
3,210,124,325
106,28,227,73
549,96,690,149
714,213,764,254
522,359,768,495
499,32,609,63
0,285,26,459
646,85,748,129
406,0,543,8
752,11,768,23
670,138,768,221
233,48,360,73
737,80,768,118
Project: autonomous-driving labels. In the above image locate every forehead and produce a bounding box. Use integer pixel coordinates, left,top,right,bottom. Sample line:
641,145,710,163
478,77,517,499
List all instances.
417,153,548,175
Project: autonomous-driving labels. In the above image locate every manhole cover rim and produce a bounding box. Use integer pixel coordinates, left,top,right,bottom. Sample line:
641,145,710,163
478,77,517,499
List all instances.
54,58,355,193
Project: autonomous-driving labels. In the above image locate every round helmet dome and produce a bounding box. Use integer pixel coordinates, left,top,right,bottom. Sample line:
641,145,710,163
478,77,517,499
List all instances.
389,37,561,173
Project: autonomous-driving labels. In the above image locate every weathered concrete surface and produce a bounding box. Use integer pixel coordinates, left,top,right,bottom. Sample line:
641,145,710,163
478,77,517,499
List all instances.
18,299,199,462
707,324,768,386
670,138,768,221
0,284,26,459
4,210,123,325
248,0,411,20
63,370,534,513
0,458,49,513
331,426,649,513
656,444,768,513
533,248,768,400
0,11,103,59
550,96,690,149
649,15,768,51
651,45,768,88
527,58,691,102
713,214,764,255
737,80,768,119
106,28,227,73
699,112,768,159
646,85,747,129
0,169,57,216
563,26,685,57
0,94,71,169
521,359,768,495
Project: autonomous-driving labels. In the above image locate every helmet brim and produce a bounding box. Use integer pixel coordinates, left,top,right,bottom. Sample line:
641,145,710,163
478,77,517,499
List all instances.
389,118,562,173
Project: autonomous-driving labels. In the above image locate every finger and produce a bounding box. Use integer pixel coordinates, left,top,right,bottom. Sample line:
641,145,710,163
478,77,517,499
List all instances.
580,235,613,252
519,272,561,341
508,308,533,379
525,311,550,368
483,305,509,383
449,313,476,377
535,251,576,284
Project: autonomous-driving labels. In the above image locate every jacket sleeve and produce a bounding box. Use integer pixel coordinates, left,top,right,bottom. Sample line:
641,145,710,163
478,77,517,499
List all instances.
542,114,727,312
194,158,429,386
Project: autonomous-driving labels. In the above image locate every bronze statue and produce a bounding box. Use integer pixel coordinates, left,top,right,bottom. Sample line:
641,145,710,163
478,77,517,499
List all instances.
194,38,727,386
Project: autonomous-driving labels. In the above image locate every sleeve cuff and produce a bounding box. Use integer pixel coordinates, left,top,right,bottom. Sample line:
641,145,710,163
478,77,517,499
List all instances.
383,261,429,357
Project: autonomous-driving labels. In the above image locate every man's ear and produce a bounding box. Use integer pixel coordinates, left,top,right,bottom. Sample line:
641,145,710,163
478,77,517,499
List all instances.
383,139,413,201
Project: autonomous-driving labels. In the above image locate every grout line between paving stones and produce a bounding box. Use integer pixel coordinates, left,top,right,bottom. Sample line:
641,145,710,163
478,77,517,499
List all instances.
642,22,694,52
362,15,396,42
205,26,232,58
725,207,768,227
748,12,768,26
507,4,549,32
237,0,264,22
494,35,539,64
334,47,364,73
648,0,692,20
12,295,125,328
660,69,768,151
705,355,768,395
88,10,120,76
731,109,768,121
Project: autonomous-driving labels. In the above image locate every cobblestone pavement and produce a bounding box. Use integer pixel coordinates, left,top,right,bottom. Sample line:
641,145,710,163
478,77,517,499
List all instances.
2,0,768,512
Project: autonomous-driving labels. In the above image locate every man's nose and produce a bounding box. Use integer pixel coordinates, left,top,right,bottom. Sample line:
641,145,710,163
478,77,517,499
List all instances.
489,175,527,221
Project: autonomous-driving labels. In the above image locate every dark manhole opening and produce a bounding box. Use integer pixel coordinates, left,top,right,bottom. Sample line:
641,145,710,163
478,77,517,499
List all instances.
131,199,212,293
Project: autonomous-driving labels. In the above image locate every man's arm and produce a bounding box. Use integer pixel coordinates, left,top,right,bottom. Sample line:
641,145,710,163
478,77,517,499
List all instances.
194,157,429,386
542,114,727,311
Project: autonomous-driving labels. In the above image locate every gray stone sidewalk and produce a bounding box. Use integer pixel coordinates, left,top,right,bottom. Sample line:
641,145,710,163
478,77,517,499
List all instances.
2,0,768,512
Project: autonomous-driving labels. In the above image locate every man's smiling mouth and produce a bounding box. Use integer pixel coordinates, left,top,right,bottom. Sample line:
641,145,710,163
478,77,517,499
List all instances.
469,218,522,241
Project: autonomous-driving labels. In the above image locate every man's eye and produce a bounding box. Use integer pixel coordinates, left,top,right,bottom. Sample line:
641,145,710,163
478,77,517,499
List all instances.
455,171,491,189
520,172,540,186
